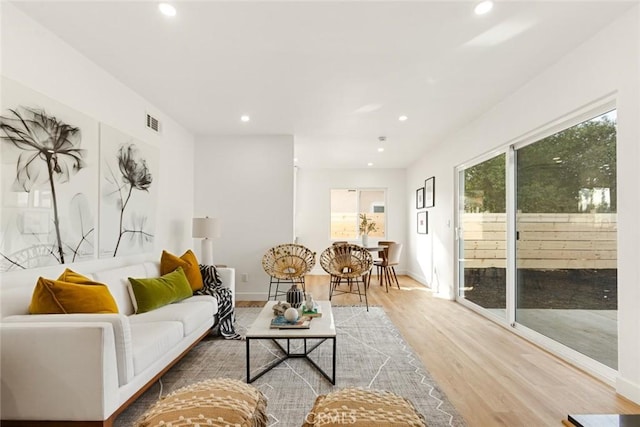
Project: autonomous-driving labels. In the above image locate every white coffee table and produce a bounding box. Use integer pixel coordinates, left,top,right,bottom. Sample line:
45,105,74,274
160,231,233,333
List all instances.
245,300,336,384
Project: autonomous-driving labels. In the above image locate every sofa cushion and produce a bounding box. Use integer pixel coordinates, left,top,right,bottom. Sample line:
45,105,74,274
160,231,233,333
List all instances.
160,249,204,291
93,264,149,315
29,274,118,314
136,378,268,427
128,267,193,314
130,321,183,375
177,295,219,315
130,300,213,336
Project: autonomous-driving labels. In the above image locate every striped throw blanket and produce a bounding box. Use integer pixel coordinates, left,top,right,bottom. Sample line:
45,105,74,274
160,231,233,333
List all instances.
196,264,242,340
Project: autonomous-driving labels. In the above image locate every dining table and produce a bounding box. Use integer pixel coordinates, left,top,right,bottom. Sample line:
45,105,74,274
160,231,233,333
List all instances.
363,246,387,287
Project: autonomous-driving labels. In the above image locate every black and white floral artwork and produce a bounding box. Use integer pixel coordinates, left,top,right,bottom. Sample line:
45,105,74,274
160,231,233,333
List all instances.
99,124,158,258
0,78,98,272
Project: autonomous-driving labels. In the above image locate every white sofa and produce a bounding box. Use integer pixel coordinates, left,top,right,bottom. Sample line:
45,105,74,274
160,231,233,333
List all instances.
0,261,235,426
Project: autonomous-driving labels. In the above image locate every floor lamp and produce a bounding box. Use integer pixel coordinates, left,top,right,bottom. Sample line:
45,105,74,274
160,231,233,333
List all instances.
192,217,220,266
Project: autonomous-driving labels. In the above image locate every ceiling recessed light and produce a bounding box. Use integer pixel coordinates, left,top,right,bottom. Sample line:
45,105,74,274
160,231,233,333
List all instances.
378,147,384,152
474,1,493,15
293,158,298,162
398,115,408,121
367,162,374,167
158,3,176,17
240,115,250,122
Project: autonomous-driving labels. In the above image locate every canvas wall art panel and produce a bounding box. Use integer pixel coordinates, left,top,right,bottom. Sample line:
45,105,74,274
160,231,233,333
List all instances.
0,78,99,271
99,124,158,258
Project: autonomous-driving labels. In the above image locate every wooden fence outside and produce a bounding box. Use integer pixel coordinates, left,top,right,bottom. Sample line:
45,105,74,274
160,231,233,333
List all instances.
462,213,617,269
330,213,386,240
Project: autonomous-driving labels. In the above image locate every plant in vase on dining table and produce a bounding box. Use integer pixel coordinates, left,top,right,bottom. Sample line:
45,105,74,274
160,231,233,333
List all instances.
359,214,377,246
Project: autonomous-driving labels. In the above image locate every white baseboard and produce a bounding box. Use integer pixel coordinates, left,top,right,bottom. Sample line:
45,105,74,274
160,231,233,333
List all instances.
236,292,270,301
407,271,428,286
617,376,640,404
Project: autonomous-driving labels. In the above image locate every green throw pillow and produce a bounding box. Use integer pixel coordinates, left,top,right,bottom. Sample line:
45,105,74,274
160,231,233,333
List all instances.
128,267,193,314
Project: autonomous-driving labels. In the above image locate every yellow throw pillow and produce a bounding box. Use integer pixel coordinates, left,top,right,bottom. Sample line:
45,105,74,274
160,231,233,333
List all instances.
160,249,203,291
29,271,119,314
58,268,97,285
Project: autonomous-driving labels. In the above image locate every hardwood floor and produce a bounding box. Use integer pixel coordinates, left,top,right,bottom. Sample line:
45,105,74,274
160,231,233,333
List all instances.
237,274,640,426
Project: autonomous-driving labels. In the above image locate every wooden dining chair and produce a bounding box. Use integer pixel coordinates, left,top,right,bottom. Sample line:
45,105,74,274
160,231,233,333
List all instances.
373,242,403,292
375,241,395,281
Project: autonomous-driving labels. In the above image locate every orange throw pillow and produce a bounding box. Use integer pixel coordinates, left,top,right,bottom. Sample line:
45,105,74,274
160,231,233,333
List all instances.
29,269,119,314
58,268,98,285
160,249,204,291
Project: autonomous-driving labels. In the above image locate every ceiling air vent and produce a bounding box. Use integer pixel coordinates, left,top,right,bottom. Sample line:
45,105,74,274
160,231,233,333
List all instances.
146,113,161,133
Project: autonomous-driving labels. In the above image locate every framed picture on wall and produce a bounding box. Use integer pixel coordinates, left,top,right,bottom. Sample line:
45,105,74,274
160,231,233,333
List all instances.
424,176,435,208
417,211,428,234
416,187,425,209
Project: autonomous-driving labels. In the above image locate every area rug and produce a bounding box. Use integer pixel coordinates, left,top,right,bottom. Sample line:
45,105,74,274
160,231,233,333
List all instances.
115,306,466,426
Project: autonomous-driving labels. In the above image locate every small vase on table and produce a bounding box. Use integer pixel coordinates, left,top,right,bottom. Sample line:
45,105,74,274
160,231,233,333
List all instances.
286,284,304,308
361,234,369,247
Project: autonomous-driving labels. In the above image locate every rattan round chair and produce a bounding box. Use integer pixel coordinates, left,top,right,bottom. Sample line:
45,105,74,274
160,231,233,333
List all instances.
262,243,316,300
319,243,372,311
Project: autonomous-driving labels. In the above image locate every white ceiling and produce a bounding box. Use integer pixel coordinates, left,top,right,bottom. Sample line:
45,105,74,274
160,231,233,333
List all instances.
11,1,635,168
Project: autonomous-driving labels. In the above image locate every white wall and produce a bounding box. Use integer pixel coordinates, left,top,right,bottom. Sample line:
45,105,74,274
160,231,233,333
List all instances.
296,168,407,275
193,135,294,300
0,4,195,285
406,6,640,403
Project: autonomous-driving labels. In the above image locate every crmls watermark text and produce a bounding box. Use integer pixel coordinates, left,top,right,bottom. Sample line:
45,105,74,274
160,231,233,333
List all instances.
305,411,357,424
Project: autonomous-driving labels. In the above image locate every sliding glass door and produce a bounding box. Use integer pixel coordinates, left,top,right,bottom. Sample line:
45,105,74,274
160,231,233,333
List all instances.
457,153,507,319
456,107,617,371
515,110,617,369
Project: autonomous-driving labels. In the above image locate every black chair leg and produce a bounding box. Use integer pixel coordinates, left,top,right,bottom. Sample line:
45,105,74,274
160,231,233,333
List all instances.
363,275,369,312
274,278,281,300
329,275,341,300
268,278,282,300
300,277,306,294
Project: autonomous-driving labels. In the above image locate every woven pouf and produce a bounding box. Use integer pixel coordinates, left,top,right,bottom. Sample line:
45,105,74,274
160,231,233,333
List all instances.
303,387,427,427
136,378,267,427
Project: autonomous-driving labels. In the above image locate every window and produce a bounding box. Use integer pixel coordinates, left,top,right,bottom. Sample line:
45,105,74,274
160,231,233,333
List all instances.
330,189,386,240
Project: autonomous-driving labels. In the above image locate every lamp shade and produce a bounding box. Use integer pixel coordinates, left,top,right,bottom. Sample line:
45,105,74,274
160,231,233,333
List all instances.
192,217,220,239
